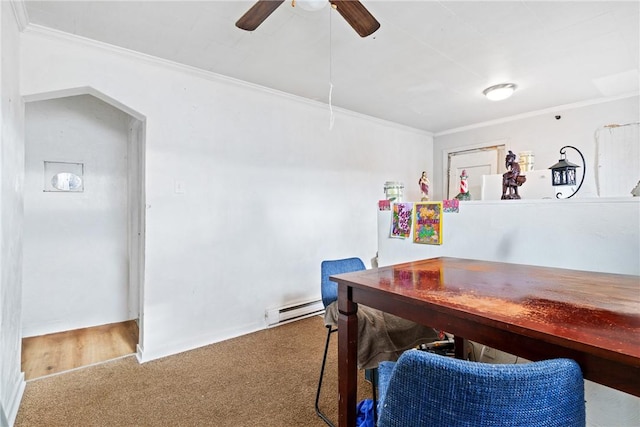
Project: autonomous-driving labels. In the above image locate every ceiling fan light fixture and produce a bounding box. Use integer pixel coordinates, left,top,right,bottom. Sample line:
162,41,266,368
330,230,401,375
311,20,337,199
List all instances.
483,83,517,101
237,0,379,37
295,0,328,12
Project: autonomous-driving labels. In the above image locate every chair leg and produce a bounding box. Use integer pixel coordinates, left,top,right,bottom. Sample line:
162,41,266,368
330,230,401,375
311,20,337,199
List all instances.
316,326,380,426
315,325,337,427
371,369,378,424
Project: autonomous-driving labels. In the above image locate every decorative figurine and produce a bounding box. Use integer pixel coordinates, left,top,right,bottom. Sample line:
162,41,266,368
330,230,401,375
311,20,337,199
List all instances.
455,170,471,200
501,150,526,199
419,171,430,201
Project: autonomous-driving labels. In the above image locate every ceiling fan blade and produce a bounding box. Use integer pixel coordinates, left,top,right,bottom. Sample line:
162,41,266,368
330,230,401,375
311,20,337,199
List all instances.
236,0,285,31
330,0,380,37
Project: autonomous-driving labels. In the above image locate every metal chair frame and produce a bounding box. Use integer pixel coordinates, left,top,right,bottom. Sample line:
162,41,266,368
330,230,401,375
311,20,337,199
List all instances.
315,324,377,427
315,257,376,426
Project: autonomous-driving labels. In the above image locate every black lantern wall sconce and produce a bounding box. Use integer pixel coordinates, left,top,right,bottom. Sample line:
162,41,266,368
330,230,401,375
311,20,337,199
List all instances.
548,146,585,199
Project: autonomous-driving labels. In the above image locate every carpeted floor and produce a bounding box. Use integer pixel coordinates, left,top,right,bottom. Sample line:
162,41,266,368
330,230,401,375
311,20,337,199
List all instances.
15,316,372,426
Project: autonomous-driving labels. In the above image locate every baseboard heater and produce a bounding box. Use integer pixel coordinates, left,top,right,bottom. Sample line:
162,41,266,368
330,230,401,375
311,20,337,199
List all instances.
265,299,324,327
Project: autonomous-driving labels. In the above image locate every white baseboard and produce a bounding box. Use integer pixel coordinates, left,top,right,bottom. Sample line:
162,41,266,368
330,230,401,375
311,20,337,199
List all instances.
2,372,25,427
135,321,264,364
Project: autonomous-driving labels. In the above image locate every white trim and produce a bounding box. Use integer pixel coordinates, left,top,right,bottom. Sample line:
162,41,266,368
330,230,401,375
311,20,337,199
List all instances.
135,321,264,363
440,139,508,200
135,344,144,364
9,0,29,31
22,24,432,138
435,92,640,137
3,372,25,426
22,86,147,121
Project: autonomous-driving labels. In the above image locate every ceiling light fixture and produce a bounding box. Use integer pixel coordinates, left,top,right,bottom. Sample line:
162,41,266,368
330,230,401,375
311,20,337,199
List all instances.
483,83,517,101
294,0,328,12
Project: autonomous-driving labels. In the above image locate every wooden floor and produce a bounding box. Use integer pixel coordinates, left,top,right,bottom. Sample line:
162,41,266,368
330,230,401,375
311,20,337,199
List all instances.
21,320,139,380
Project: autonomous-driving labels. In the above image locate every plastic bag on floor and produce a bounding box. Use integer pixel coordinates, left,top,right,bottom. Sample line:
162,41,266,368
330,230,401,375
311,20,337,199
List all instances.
356,399,375,427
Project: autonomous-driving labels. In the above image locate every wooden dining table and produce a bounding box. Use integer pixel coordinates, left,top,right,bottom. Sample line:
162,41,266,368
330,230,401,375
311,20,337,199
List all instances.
330,257,640,427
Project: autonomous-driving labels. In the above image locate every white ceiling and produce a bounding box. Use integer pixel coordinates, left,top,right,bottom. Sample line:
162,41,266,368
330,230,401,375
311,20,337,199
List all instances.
22,1,640,133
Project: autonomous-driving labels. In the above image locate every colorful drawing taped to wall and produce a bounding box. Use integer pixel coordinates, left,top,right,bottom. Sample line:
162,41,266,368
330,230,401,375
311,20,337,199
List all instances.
413,202,443,245
390,202,413,238
443,199,459,213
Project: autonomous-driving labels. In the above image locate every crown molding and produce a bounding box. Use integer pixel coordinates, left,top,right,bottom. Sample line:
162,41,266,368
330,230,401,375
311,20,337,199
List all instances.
23,24,432,138
435,92,640,137
9,0,29,31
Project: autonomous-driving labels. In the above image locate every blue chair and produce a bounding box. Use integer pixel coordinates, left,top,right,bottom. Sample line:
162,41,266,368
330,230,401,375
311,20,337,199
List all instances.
377,349,585,427
315,257,373,427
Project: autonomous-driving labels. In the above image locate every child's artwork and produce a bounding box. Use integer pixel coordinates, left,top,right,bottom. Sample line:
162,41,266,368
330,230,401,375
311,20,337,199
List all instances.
390,203,413,238
443,199,459,213
413,202,443,244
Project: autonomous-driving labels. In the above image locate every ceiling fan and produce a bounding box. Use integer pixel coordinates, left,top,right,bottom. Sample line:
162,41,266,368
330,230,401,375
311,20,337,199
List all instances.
236,0,380,38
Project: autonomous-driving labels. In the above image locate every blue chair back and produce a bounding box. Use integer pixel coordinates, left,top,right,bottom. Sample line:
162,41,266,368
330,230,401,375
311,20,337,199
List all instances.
378,349,585,427
320,257,366,308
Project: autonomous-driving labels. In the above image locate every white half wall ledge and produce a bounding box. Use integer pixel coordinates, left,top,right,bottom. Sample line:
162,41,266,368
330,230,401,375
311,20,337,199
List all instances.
22,86,147,121
377,197,640,275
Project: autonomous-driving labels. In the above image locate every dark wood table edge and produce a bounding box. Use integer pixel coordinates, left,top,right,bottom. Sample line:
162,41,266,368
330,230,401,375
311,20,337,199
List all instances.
335,276,640,427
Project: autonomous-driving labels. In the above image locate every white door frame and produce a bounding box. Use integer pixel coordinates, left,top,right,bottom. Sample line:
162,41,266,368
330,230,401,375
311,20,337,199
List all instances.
128,118,146,355
23,88,146,353
441,139,509,198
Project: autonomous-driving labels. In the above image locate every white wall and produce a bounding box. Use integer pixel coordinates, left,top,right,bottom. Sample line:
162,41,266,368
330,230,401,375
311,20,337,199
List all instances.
0,2,25,426
433,96,640,200
20,27,434,362
377,198,640,427
22,95,132,337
